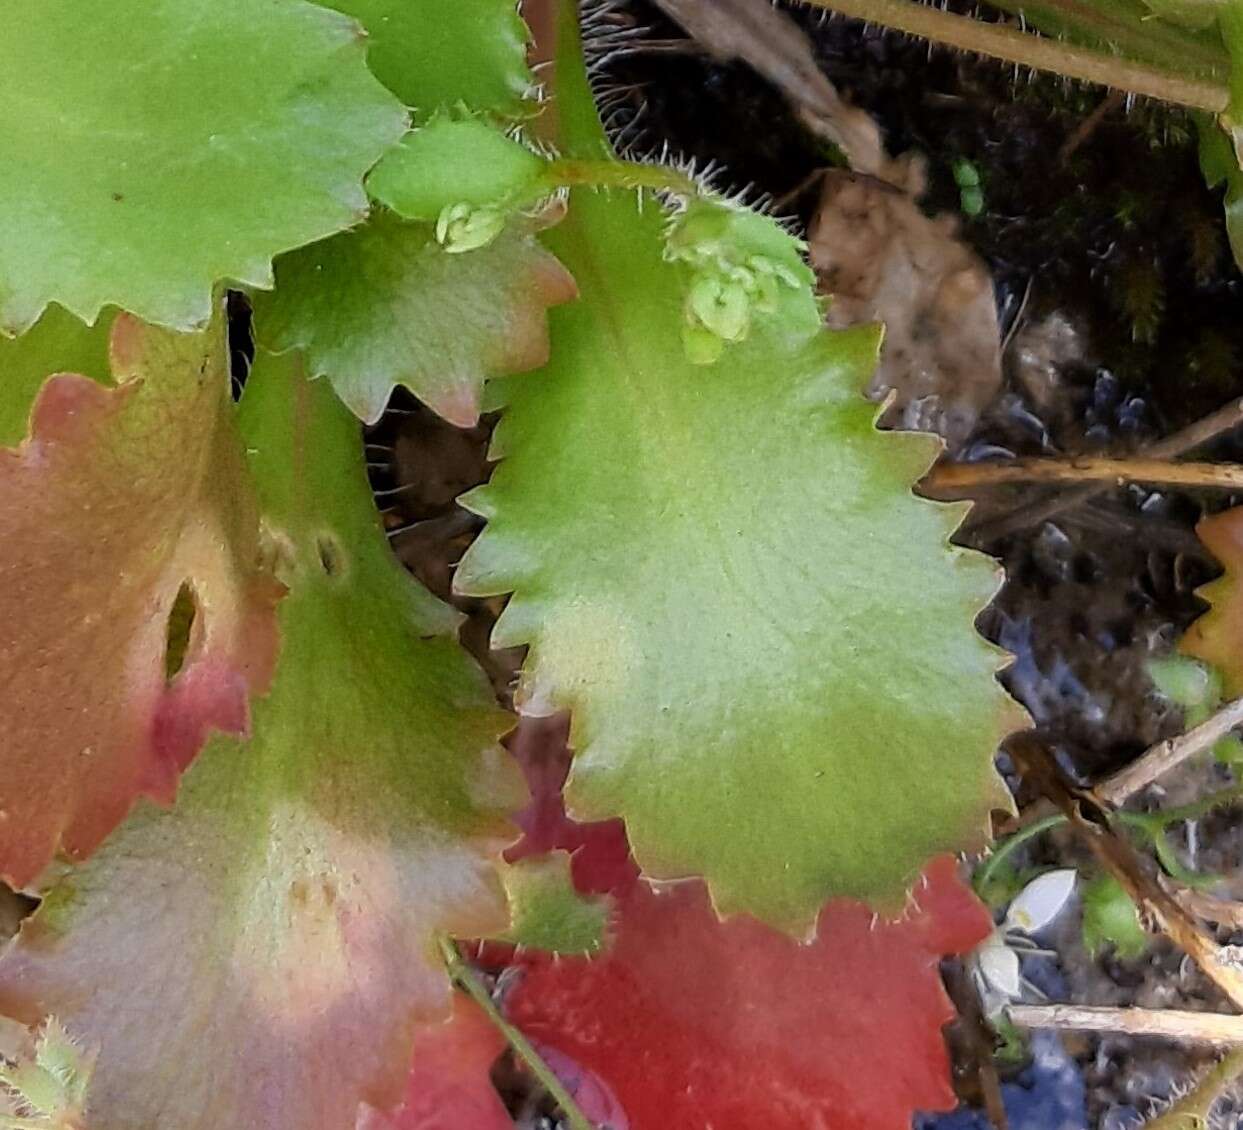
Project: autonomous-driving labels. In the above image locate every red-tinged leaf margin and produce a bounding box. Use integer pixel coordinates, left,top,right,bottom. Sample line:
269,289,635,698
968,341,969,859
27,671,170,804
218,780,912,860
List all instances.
0,352,524,1130
0,311,281,888
356,994,512,1130
253,210,576,427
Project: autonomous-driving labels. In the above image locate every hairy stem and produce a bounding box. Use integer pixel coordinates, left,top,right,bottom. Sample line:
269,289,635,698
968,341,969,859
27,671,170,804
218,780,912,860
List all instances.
1144,1047,1243,1129
800,0,1228,110
439,938,597,1130
547,157,701,196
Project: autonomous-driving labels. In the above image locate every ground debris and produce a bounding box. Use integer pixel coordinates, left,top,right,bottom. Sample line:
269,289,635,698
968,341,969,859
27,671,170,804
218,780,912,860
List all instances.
810,169,1003,449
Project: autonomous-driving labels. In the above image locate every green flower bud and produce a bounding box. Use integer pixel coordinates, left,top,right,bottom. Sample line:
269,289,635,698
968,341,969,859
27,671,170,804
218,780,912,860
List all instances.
434,203,506,253
688,272,751,343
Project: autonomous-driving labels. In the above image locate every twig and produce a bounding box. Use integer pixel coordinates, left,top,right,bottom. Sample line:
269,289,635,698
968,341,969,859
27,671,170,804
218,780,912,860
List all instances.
1008,1004,1243,1044
965,397,1243,542
1172,883,1243,930
925,457,1243,494
799,0,1229,111
1010,735,1243,1012
1098,697,1243,806
1058,89,1124,163
439,937,597,1130
1169,871,1243,930
1143,1046,1243,1130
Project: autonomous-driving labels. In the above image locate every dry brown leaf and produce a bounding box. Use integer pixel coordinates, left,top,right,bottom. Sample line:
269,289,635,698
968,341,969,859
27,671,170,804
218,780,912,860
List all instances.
810,171,1003,450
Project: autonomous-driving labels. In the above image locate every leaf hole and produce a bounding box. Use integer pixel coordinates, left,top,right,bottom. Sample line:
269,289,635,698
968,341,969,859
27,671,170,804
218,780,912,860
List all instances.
163,583,198,683
317,535,345,579
226,290,254,402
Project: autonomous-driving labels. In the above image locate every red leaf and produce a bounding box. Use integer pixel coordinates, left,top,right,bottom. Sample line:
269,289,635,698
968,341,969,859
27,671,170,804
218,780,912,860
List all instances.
357,994,511,1130
0,314,281,887
497,717,991,1130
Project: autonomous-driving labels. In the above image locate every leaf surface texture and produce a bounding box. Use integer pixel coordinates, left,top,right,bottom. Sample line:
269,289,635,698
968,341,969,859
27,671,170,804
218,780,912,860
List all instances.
0,353,522,1130
0,0,405,331
0,314,280,887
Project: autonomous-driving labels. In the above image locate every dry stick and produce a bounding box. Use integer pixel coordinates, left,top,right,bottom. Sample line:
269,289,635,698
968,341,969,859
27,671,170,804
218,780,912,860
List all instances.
1099,697,1243,807
1143,1046,1243,1130
1009,736,1243,1012
925,457,1243,493
1173,884,1243,930
799,0,1228,111
967,397,1243,542
1008,1004,1243,1044
998,694,1243,840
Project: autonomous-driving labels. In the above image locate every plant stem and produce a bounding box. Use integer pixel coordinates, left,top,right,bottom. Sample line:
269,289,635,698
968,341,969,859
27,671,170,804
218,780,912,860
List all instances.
800,0,1229,110
1009,1003,1243,1043
547,158,701,197
974,813,1066,893
978,783,1243,897
925,457,1243,493
438,937,597,1130
1099,697,1243,805
1143,1047,1243,1129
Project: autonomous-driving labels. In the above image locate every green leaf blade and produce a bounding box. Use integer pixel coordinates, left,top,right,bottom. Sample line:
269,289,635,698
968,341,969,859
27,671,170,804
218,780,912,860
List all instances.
319,0,532,117
367,118,550,222
457,186,1014,932
0,0,406,332
253,211,576,425
0,306,115,447
496,853,611,956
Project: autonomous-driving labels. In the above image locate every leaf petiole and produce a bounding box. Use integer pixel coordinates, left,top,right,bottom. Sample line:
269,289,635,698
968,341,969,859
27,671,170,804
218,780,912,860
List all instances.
545,158,700,198
438,937,597,1130
974,814,1065,897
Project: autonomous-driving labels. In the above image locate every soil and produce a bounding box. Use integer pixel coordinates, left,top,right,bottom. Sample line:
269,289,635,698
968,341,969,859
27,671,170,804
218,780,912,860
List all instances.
365,3,1243,1126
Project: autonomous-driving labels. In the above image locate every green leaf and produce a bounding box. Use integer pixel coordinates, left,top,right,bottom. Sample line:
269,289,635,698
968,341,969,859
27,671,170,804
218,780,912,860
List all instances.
317,0,532,117
0,307,115,447
1081,874,1149,959
367,118,551,223
0,0,406,333
1199,113,1243,272
252,210,576,425
495,854,611,956
0,353,523,1130
455,7,1013,933
1141,0,1222,30
1147,654,1219,709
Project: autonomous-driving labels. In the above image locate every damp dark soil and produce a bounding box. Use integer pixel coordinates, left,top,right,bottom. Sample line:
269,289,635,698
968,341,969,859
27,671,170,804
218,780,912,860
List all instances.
366,4,1243,1127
